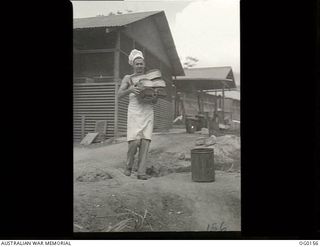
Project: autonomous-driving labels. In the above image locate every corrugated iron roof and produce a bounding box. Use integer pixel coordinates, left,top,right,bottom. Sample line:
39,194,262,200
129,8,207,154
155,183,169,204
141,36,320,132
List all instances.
176,67,233,80
214,91,240,101
73,11,184,76
173,79,235,91
173,67,236,90
73,11,160,29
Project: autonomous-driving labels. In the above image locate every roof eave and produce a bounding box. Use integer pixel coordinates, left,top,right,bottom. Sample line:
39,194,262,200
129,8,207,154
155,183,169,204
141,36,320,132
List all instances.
174,78,233,82
152,12,185,76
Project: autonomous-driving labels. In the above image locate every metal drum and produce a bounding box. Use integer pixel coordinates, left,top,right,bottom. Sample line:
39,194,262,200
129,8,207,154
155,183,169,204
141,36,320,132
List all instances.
191,148,215,182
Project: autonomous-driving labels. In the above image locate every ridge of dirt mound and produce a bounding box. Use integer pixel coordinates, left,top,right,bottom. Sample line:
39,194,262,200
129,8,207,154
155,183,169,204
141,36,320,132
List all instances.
76,170,113,182
213,135,241,170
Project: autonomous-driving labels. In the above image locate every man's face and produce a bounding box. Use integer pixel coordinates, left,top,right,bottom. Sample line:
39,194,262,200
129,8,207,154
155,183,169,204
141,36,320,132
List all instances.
133,58,145,74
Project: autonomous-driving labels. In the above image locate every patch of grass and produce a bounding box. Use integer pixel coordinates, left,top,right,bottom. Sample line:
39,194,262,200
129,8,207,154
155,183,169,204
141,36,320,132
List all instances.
104,208,153,232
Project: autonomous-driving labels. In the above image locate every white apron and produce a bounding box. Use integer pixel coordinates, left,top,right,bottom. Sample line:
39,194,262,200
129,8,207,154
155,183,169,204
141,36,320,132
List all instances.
127,76,154,142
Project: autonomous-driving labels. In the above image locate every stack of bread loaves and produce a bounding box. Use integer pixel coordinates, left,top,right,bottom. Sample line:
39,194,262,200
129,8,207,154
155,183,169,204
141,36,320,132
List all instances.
131,69,167,102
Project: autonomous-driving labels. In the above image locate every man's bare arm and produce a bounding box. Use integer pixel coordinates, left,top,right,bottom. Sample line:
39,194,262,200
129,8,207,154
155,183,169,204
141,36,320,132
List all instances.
117,75,141,100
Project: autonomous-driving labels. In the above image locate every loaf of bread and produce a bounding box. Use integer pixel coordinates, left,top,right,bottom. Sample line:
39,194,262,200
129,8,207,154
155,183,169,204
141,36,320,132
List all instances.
131,69,166,88
132,69,168,103
140,88,167,98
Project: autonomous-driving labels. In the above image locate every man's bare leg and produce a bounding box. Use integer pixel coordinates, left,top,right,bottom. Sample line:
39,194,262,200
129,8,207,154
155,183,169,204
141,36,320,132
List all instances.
125,140,140,176
137,139,151,179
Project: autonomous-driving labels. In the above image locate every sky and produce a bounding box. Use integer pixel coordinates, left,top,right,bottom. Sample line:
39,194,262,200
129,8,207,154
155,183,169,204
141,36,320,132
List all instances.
71,0,240,85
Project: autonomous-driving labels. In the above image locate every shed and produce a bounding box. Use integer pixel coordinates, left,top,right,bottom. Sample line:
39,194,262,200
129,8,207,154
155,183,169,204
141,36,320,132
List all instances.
73,11,184,142
173,67,237,120
214,90,240,122
174,66,236,92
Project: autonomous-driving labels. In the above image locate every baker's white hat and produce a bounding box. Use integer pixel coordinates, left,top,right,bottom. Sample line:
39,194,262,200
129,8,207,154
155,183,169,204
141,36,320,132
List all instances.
128,49,144,66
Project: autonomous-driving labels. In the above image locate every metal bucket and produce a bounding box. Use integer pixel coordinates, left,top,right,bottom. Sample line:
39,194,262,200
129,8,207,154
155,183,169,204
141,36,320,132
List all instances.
191,148,215,182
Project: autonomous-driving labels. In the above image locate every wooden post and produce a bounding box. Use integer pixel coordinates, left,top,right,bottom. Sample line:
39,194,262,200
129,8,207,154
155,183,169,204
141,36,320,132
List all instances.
208,116,214,137
175,93,180,118
222,82,225,124
81,115,85,140
171,93,176,119
201,91,204,113
211,91,218,130
214,91,218,122
114,31,120,140
182,93,186,121
197,90,201,114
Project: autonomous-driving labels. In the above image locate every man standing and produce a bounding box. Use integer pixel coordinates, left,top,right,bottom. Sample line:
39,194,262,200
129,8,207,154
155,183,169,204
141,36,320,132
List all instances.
117,49,157,180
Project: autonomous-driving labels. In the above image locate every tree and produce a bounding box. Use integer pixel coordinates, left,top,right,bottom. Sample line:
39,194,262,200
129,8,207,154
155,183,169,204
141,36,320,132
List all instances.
107,10,133,16
183,56,199,69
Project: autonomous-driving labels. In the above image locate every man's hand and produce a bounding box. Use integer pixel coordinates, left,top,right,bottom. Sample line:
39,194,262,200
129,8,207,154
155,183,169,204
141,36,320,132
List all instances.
151,95,158,104
129,86,142,95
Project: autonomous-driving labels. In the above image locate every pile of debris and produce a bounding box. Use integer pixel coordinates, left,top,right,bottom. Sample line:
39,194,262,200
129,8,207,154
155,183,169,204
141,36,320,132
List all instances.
146,133,240,176
182,134,240,164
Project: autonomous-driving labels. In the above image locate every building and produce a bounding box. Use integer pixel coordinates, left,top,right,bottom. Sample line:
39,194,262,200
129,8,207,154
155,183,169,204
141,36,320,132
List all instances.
73,11,184,142
173,67,238,121
215,90,240,122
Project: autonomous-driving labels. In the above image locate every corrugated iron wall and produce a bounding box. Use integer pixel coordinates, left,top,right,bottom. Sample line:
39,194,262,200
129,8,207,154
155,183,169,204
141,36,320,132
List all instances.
154,98,173,131
118,95,129,136
73,82,116,142
232,100,240,121
73,83,173,142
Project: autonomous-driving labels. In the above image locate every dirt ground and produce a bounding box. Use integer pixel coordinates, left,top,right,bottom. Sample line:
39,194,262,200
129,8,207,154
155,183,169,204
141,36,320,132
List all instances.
73,130,241,232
